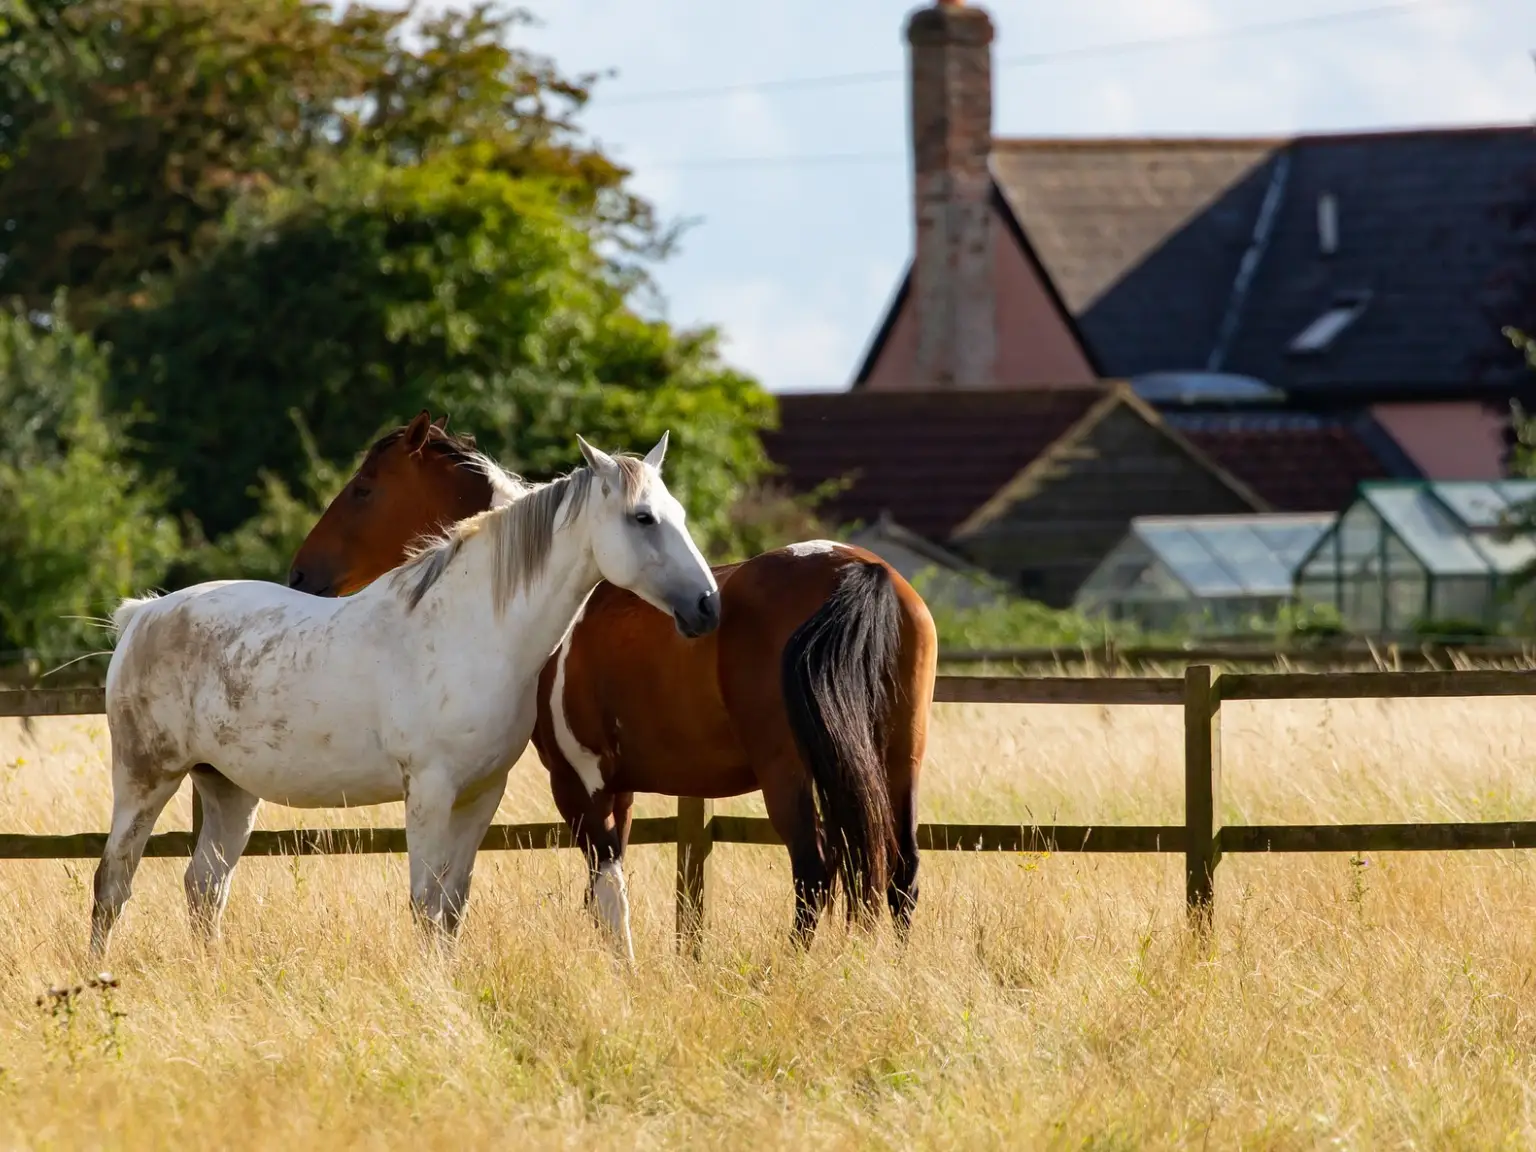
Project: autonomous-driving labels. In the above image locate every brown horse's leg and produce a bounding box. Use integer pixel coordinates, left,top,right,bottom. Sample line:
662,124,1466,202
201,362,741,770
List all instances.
885,587,937,943
549,764,633,962
612,790,635,858
760,769,830,949
882,718,926,942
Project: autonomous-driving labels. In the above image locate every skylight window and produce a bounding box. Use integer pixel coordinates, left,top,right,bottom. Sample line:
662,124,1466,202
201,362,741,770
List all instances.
1288,292,1370,355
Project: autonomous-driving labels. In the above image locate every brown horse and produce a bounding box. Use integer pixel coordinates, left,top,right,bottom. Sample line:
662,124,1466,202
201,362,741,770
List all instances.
288,411,939,950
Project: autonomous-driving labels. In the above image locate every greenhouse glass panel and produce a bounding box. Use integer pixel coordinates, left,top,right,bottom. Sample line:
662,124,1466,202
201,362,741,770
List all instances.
1382,534,1427,632
1296,576,1338,612
1253,521,1332,571
1336,500,1384,567
1135,525,1244,596
1341,573,1384,633
1364,486,1490,576
1430,481,1511,528
1075,539,1154,609
1429,575,1496,625
1188,524,1290,594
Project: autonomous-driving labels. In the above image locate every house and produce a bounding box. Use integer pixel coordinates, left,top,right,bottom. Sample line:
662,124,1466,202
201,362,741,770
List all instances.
764,382,1272,607
851,0,1536,481
1073,512,1336,635
759,0,1536,608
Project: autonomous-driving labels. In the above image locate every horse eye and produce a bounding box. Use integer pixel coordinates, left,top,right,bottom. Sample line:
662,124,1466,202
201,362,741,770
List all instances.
352,484,372,501
633,510,656,527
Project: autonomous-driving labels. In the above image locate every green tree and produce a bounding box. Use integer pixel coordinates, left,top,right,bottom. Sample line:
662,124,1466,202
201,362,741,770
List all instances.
104,153,774,552
0,302,182,662
0,0,668,325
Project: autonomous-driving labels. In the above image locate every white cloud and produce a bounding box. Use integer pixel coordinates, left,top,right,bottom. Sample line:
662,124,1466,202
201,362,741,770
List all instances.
699,257,907,393
705,279,861,393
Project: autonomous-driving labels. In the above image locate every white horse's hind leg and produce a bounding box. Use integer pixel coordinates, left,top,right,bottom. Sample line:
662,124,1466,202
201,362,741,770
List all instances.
404,769,506,939
185,766,262,943
90,761,187,959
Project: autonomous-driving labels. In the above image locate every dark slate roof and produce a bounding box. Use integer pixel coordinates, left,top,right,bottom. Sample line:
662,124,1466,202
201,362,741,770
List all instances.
762,386,1108,541
1162,411,1420,512
991,125,1536,394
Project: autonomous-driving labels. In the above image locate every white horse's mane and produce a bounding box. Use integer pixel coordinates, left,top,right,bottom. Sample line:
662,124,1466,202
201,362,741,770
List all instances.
391,452,647,616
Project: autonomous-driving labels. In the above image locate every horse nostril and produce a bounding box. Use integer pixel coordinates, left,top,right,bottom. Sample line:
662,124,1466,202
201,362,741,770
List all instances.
288,569,305,589
698,589,720,620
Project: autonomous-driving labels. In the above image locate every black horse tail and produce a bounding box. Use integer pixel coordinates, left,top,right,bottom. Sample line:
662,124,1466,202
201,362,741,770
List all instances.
781,559,903,921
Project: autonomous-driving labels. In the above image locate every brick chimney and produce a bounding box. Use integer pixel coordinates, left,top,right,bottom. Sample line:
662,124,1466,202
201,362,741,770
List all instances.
905,0,996,391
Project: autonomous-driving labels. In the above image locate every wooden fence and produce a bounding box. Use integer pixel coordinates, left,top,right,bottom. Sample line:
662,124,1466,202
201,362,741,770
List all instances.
6,668,1536,951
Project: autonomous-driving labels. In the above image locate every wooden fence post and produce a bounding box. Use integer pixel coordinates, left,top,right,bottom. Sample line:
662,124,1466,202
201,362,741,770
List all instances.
675,796,713,957
1184,664,1222,928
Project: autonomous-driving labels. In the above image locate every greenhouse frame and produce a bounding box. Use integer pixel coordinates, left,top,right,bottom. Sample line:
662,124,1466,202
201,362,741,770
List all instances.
1294,480,1536,636
1074,513,1335,635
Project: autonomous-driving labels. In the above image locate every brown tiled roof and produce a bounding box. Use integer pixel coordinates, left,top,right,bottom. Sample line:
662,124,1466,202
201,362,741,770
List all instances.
1164,413,1405,512
762,386,1109,541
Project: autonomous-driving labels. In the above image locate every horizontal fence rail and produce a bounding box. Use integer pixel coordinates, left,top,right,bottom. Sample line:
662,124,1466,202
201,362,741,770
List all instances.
940,639,1536,666
7,667,1536,947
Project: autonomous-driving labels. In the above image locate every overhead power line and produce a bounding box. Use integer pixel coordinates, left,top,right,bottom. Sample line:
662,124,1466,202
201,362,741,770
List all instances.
600,0,1482,108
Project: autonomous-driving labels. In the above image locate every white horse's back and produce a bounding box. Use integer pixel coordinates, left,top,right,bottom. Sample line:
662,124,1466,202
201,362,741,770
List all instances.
106,579,402,807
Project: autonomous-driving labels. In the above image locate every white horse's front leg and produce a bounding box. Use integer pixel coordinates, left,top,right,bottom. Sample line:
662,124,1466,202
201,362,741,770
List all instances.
439,772,508,933
402,767,505,939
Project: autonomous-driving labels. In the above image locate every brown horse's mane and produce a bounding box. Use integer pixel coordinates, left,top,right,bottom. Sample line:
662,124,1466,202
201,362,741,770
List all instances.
364,422,483,469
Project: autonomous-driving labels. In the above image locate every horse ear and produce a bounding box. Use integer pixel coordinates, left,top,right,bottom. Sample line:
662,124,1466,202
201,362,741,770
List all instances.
431,413,449,430
404,410,433,453
576,433,617,478
643,430,669,472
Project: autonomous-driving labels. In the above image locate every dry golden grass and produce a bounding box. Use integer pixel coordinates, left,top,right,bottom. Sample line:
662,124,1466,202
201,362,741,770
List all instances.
5,682,1536,1148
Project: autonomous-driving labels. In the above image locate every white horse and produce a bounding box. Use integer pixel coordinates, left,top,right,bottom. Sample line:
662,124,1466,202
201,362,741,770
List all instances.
90,433,720,960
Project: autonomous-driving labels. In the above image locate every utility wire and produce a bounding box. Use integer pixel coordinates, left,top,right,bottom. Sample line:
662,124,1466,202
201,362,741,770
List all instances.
601,0,1482,107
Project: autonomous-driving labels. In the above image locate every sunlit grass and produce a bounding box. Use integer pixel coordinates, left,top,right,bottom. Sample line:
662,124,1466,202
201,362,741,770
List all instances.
5,681,1536,1149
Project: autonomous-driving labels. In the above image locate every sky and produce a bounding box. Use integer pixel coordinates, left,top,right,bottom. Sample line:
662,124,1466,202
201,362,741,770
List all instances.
464,0,1534,394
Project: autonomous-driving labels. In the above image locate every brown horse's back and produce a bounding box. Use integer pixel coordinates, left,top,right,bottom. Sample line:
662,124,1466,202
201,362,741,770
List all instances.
533,544,936,801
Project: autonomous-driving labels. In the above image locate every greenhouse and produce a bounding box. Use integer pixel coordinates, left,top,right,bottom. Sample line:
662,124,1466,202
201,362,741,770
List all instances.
1074,513,1335,635
1293,480,1536,636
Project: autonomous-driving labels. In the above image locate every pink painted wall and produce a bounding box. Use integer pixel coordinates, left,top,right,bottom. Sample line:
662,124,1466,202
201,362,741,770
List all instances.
1371,402,1508,480
860,203,1097,391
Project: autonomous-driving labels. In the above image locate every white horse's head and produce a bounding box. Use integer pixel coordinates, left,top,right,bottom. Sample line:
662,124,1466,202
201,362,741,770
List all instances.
576,432,721,639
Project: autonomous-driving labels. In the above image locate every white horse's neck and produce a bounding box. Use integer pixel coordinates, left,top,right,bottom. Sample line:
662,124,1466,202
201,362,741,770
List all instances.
410,486,601,685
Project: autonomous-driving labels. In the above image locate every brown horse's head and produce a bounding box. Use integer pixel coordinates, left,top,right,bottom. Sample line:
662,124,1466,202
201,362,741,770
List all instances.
288,410,497,597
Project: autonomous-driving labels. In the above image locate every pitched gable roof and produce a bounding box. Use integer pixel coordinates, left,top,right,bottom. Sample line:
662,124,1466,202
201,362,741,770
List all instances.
1163,411,1420,512
762,383,1270,545
992,124,1536,393
761,385,1108,541
949,386,1270,539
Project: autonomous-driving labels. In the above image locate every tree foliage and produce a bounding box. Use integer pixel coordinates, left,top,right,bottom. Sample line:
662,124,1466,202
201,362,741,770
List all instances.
0,303,181,660
104,153,773,548
0,0,790,663
0,0,669,325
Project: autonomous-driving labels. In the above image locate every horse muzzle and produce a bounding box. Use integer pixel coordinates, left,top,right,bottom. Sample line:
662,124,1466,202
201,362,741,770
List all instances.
673,587,721,639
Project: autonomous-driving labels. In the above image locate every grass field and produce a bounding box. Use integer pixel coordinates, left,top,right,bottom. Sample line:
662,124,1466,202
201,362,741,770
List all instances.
6,680,1536,1149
